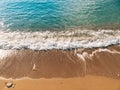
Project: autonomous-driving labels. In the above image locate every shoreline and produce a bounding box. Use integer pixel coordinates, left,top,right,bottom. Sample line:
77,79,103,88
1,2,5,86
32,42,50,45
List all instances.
0,29,120,50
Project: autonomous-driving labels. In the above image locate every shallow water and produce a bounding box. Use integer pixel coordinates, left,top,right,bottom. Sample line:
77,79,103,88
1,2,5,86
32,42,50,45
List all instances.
0,0,120,31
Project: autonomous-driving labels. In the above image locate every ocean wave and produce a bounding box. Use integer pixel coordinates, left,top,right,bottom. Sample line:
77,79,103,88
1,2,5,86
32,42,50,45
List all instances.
0,30,120,50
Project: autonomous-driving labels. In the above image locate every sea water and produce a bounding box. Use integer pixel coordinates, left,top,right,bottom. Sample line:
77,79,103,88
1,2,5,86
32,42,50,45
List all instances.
0,0,120,31
0,0,120,50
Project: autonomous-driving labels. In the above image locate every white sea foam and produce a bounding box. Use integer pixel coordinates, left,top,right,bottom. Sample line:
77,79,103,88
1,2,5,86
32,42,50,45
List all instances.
89,48,120,58
0,50,12,59
77,54,86,62
0,22,4,28
0,30,120,50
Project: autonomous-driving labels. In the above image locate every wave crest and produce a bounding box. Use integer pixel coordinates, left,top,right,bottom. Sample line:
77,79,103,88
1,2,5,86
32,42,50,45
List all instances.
0,30,120,50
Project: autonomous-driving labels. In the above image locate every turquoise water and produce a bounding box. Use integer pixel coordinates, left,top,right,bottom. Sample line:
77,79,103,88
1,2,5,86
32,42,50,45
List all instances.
0,0,120,31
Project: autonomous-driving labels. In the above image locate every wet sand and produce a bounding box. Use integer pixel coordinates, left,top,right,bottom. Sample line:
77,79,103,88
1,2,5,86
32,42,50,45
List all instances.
0,45,120,89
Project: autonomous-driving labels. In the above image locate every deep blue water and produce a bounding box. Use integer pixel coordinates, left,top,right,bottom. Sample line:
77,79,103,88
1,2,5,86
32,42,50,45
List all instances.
0,0,120,31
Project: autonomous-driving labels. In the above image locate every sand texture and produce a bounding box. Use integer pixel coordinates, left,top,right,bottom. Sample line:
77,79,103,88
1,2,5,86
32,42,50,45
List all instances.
0,75,120,90
0,45,120,90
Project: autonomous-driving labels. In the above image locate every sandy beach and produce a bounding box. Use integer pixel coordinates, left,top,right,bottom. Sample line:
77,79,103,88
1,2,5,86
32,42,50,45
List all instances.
0,0,120,89
0,45,120,90
0,75,120,90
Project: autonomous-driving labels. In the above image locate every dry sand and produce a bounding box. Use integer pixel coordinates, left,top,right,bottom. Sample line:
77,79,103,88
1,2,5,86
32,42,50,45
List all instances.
0,75,120,90
0,45,120,90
